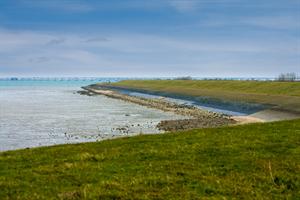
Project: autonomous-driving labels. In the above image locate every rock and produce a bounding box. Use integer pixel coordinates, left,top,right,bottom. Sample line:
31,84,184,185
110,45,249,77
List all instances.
157,118,235,132
83,84,237,131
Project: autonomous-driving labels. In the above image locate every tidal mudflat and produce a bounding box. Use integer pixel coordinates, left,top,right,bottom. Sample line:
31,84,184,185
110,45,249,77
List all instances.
0,80,185,151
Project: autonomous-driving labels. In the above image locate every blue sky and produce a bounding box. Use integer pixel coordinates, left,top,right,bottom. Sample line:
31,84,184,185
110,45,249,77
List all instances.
0,0,299,77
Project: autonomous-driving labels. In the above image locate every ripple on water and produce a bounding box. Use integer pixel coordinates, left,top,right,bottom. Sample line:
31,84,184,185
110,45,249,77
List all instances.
0,85,184,151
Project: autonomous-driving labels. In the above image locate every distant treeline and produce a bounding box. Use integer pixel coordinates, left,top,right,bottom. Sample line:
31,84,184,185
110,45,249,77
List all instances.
277,73,298,82
172,73,299,82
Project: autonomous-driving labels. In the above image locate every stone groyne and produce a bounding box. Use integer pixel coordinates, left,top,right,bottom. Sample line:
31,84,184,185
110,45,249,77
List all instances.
80,85,236,131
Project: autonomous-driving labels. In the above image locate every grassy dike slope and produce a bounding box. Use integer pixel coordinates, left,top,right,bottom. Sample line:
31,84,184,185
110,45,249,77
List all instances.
111,80,300,113
1,119,300,199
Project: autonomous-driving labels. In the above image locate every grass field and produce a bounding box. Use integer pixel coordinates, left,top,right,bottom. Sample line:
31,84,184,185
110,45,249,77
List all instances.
1,119,300,199
111,80,300,113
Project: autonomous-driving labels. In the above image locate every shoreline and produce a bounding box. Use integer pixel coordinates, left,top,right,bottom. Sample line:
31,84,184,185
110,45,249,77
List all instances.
81,85,237,131
2,119,299,199
81,84,300,131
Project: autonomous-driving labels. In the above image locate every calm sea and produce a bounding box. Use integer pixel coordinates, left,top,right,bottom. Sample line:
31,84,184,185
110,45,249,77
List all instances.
0,78,183,151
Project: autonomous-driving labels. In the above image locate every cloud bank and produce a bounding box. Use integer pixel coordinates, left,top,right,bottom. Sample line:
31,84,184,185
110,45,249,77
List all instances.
0,0,299,77
0,28,298,77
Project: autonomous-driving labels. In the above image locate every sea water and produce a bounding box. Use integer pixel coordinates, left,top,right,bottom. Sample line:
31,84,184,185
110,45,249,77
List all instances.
118,90,266,116
0,78,184,151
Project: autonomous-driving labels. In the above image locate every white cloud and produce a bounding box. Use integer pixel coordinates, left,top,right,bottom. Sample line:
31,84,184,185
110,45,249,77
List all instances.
19,0,94,12
20,0,203,13
242,16,300,29
46,38,66,45
197,15,300,30
0,28,299,77
0,28,297,55
168,0,199,12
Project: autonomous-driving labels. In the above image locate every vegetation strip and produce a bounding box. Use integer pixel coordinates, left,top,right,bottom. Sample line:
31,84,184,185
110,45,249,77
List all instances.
1,119,299,199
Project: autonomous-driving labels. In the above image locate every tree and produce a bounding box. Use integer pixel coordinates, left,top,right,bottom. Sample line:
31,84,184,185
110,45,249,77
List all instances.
277,72,297,82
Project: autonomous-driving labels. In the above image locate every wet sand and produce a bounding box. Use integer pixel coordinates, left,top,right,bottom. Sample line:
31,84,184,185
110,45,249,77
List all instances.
250,109,300,122
232,109,300,124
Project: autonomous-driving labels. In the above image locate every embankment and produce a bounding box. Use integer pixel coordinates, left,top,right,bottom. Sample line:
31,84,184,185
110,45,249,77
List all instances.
81,85,235,131
110,80,300,114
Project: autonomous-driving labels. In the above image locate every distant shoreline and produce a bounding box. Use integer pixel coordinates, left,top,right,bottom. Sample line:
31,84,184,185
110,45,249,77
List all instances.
110,80,300,113
81,80,300,130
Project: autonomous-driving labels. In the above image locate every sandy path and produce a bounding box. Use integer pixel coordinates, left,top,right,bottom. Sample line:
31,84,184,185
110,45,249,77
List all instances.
232,109,300,125
231,116,265,124
250,109,300,122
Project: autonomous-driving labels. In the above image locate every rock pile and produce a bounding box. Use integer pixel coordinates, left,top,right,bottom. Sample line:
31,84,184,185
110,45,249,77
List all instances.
81,85,236,131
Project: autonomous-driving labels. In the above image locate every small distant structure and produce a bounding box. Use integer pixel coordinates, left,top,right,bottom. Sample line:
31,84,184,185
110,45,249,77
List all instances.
277,72,297,82
10,77,18,81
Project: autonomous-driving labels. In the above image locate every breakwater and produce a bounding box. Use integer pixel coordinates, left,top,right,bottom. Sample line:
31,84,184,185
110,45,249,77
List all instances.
82,84,236,131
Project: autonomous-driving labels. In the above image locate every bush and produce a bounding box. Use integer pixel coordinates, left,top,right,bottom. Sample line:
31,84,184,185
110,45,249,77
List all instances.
277,73,297,82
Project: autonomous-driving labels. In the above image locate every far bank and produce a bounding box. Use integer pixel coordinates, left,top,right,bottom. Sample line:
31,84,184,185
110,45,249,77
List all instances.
105,80,300,119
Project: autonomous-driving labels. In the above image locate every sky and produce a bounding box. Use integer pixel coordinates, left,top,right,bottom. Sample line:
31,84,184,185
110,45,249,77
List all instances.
0,0,299,77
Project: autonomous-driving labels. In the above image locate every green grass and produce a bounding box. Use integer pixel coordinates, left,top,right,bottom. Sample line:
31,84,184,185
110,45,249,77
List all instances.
1,119,300,199
111,80,300,112
112,80,300,96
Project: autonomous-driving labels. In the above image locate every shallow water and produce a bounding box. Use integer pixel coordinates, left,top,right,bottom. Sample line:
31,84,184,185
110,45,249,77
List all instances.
0,80,184,151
